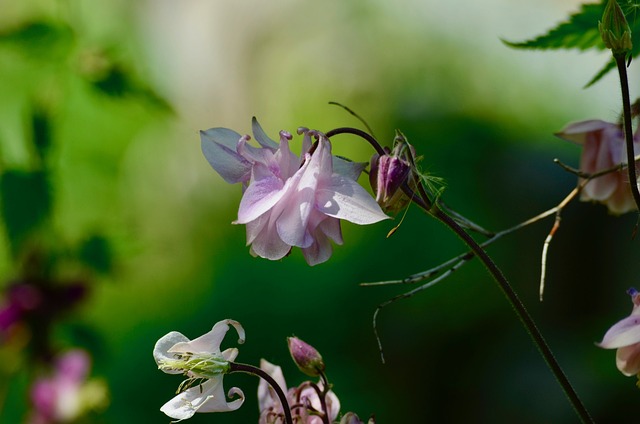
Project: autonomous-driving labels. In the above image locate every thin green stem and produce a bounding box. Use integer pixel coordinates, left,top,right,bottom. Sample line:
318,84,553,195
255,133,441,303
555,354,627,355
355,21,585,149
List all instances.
614,53,640,214
229,362,293,424
428,202,594,424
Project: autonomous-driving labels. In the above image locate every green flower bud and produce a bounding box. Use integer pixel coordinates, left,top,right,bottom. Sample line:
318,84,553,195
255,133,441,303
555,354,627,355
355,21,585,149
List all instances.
599,0,632,54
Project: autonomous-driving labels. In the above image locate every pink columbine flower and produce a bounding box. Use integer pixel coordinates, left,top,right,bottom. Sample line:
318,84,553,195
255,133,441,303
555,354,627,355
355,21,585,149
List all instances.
200,118,389,265
556,119,640,214
598,288,640,376
258,359,340,424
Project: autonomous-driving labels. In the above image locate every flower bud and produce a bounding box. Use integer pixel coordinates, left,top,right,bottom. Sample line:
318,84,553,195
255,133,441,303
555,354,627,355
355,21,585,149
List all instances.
287,336,325,377
369,132,415,213
599,0,632,54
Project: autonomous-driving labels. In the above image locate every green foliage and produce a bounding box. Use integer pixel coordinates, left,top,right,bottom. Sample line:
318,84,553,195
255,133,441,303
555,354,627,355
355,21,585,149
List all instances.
30,104,52,164
0,21,74,61
504,1,640,86
504,3,605,51
77,234,113,275
0,170,52,256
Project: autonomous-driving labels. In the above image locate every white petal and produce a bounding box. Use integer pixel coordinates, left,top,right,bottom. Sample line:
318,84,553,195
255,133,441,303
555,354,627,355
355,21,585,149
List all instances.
169,320,244,355
154,331,189,374
160,378,243,421
317,175,389,224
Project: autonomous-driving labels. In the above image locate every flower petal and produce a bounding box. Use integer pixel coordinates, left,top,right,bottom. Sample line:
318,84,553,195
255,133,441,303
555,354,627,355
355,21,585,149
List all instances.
252,117,279,150
598,314,640,349
236,164,286,224
200,128,252,184
555,120,617,145
154,331,190,374
317,175,389,224
168,320,245,355
257,359,287,412
616,343,640,376
160,378,244,421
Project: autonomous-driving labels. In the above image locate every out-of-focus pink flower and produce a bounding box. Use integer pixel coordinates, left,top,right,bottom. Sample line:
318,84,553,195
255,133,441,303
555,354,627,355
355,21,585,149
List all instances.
556,119,640,214
29,349,108,424
258,359,340,424
598,288,640,376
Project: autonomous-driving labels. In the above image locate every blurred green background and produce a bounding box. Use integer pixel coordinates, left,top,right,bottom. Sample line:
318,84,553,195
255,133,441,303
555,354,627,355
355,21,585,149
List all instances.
1,0,638,422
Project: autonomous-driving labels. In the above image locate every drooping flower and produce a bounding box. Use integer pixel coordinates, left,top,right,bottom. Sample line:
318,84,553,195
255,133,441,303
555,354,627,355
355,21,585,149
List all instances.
340,412,376,424
28,349,108,424
154,320,246,421
200,118,389,265
598,288,640,376
258,359,340,424
556,119,640,214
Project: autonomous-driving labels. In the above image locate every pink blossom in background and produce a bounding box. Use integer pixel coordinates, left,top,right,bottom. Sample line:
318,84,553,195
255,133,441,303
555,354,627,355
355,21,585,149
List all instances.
556,119,640,214
598,288,640,376
201,118,388,265
29,349,107,424
258,359,340,424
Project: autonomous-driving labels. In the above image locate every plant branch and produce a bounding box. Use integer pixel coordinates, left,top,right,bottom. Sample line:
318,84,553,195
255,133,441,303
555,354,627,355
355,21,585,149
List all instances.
614,53,640,214
229,362,293,424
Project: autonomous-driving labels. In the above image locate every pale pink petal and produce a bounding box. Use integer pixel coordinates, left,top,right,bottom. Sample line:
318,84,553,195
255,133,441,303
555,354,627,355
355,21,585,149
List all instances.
318,175,389,224
200,129,252,184
248,218,292,260
237,136,275,165
301,230,333,266
555,120,617,145
257,359,287,412
616,343,640,376
317,216,343,245
236,164,286,224
599,315,640,349
333,156,366,181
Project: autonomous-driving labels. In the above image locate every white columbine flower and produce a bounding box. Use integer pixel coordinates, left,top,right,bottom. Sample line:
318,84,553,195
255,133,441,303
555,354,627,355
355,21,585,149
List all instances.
153,319,246,422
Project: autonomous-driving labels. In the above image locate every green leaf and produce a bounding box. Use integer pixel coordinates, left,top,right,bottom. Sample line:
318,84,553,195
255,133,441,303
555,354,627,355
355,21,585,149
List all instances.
503,3,605,51
0,170,52,256
77,234,112,275
85,61,173,112
30,104,52,163
0,21,74,61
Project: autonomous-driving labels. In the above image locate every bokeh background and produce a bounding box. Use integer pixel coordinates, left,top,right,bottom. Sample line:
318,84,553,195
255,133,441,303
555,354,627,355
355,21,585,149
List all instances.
0,0,638,422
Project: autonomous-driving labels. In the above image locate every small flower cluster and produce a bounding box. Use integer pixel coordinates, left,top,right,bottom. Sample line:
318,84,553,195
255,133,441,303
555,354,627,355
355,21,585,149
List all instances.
155,320,375,423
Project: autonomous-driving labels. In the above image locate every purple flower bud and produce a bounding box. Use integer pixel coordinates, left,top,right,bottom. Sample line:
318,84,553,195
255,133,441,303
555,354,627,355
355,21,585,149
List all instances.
369,135,415,213
287,336,325,377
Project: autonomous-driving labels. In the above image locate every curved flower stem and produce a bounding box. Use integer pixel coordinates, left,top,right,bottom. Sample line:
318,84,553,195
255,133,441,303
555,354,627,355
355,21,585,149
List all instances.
326,128,593,423
614,53,640,216
229,362,293,424
426,203,593,423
